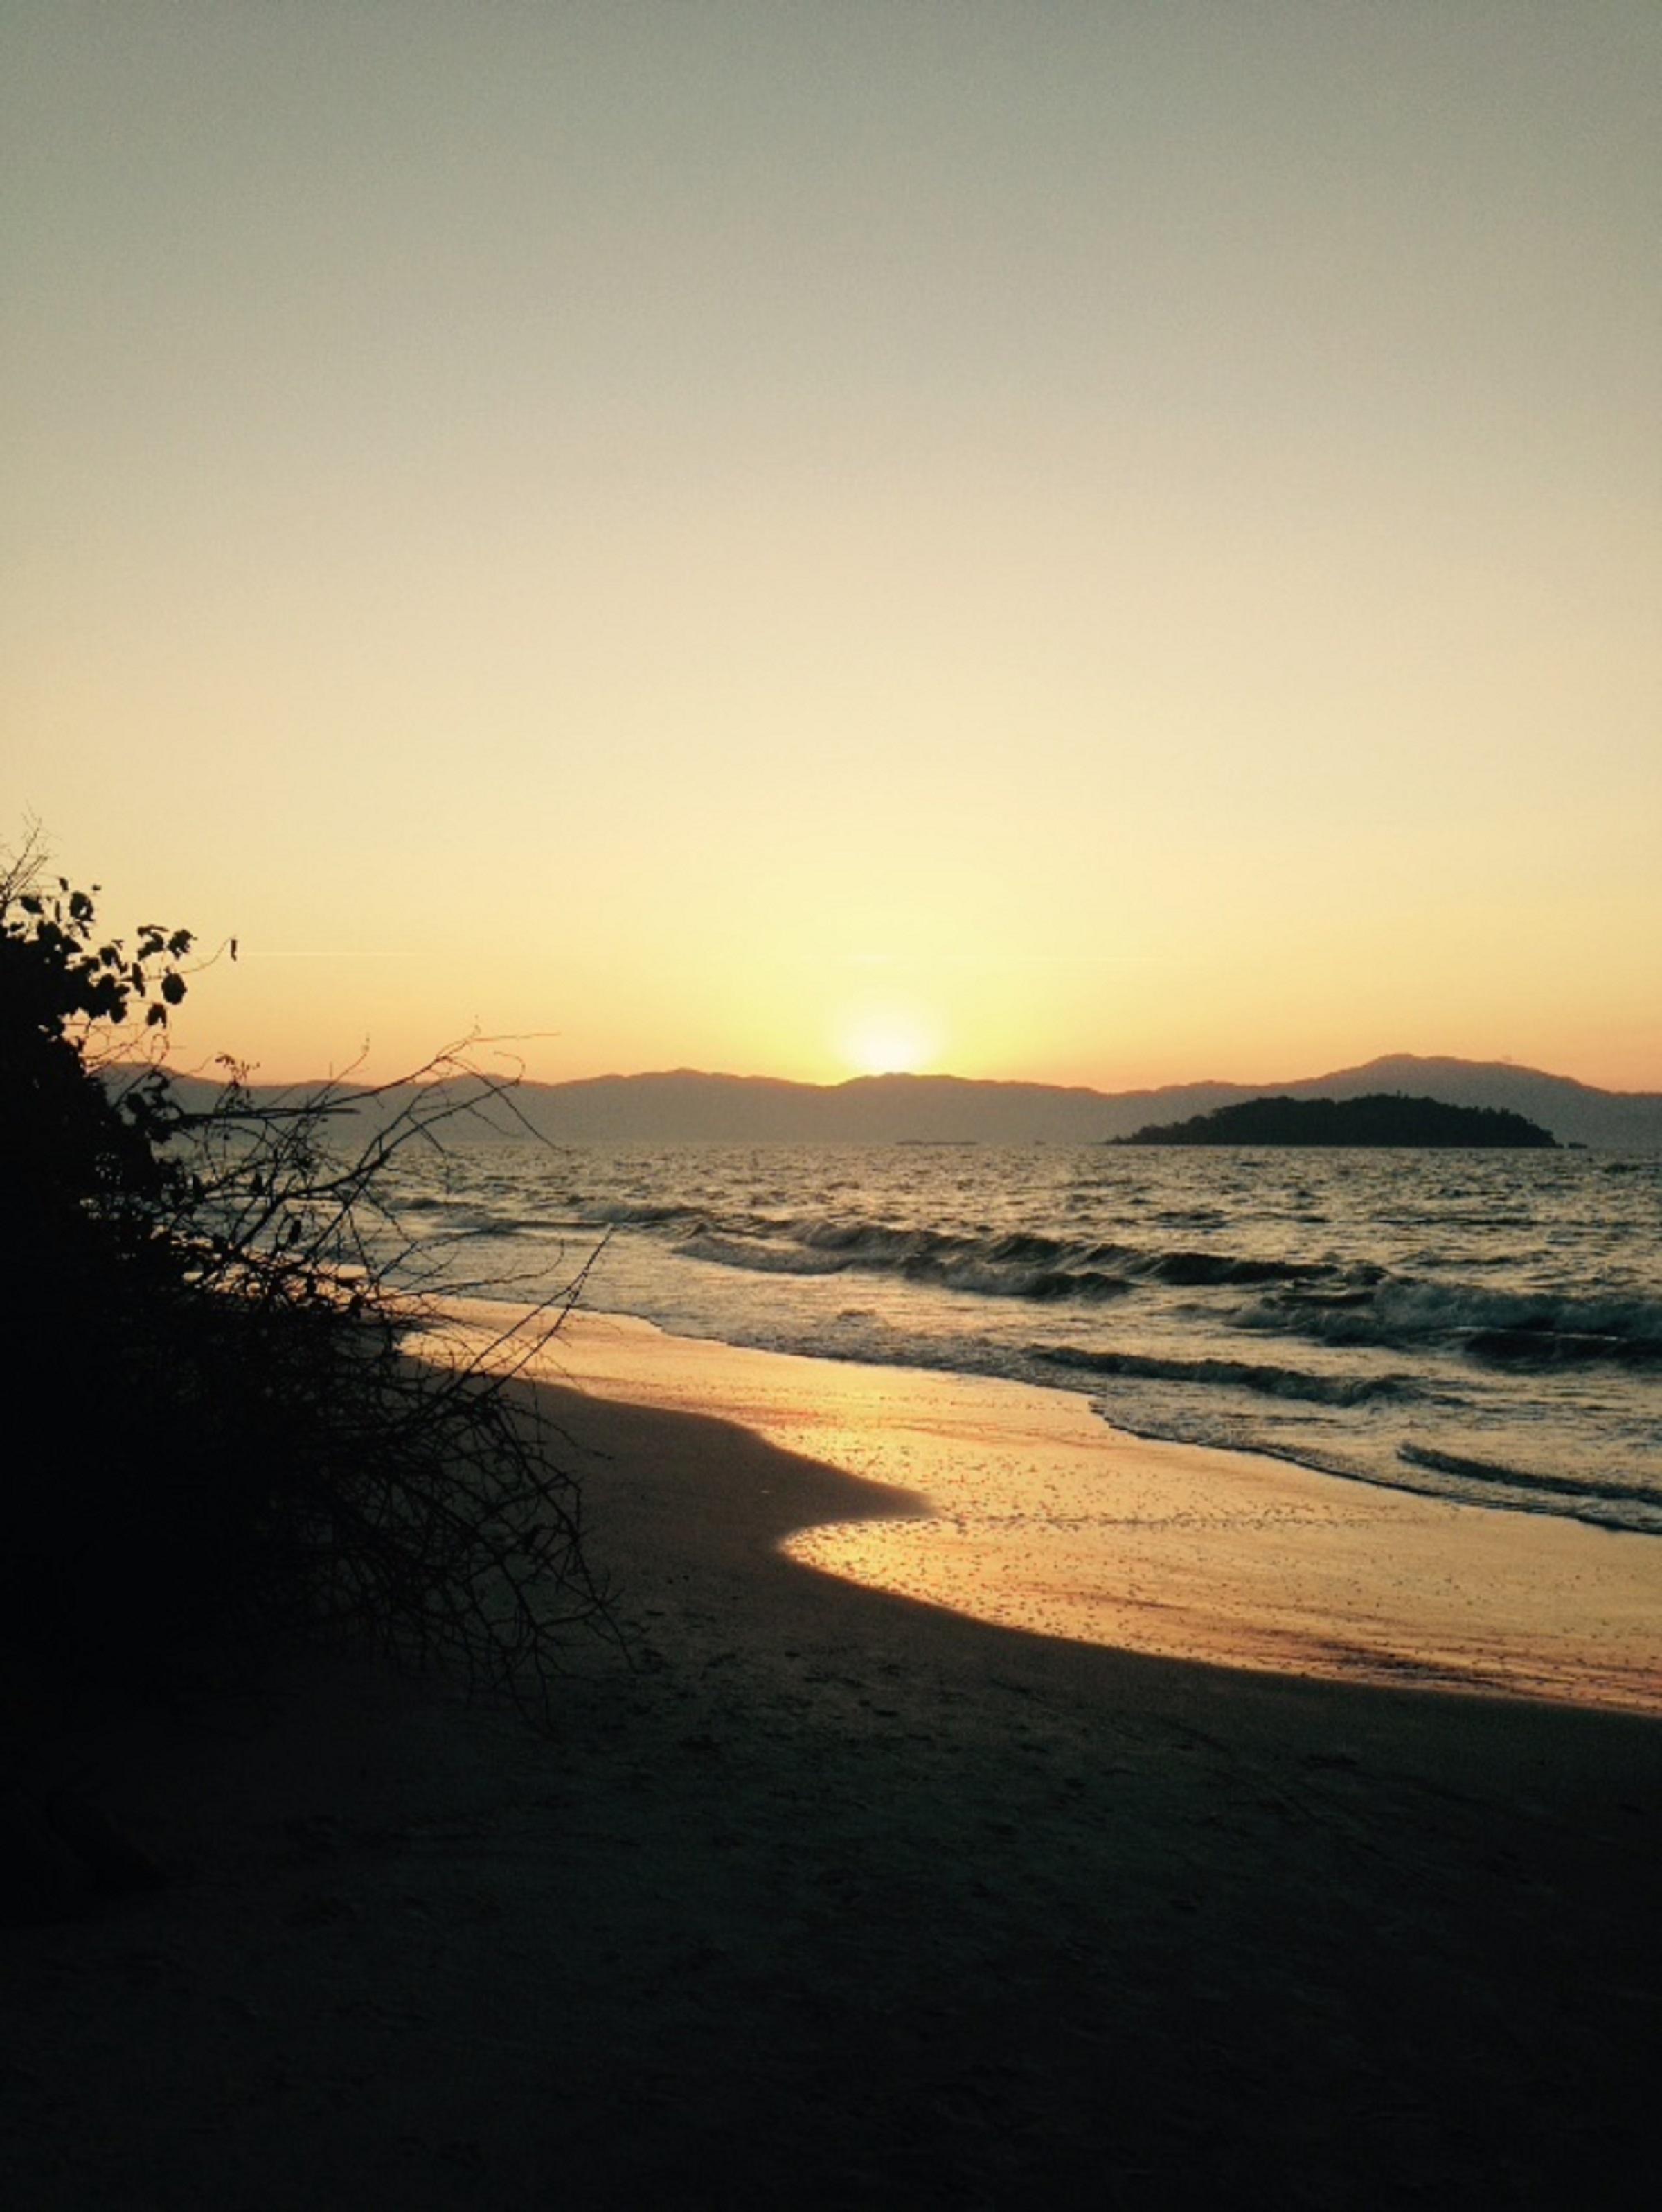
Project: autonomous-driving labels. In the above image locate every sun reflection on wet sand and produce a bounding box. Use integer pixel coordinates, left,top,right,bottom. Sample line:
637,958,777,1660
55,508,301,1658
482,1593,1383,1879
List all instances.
438,1302,1661,1714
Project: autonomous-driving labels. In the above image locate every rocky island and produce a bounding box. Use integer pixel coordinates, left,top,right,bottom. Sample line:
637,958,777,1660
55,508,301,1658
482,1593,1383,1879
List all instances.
1112,1092,1558,1147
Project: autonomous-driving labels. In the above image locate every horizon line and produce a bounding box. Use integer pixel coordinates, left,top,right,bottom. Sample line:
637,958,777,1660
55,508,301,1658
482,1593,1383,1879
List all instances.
145,1050,1661,1102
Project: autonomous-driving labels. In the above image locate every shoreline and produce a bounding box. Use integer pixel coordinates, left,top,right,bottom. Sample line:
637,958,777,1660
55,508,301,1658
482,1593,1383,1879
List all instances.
434,1300,1661,1716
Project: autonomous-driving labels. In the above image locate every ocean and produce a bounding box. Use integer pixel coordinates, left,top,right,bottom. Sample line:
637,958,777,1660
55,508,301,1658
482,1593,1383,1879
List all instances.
378,1140,1662,1540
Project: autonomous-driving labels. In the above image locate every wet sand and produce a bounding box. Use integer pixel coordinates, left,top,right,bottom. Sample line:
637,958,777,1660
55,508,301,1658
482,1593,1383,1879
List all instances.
3,1311,1659,2206
461,1304,1662,1714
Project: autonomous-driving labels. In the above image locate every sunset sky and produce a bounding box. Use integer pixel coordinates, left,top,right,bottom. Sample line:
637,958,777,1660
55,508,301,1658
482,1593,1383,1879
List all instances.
6,3,1658,1091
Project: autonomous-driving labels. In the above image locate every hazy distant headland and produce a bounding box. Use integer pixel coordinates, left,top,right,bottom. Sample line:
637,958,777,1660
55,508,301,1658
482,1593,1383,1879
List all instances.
1111,1093,1558,1149
150,1053,1662,1149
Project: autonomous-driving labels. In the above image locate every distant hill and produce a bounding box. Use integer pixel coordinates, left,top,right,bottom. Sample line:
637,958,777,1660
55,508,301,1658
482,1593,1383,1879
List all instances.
1114,1092,1558,1149
125,1053,1662,1149
1275,1054,1662,1149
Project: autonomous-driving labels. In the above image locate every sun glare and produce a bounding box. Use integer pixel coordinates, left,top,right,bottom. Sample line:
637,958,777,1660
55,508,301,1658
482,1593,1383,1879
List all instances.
841,1009,938,1077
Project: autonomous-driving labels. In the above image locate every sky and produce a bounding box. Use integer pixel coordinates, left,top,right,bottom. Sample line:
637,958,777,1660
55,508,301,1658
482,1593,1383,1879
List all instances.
5,2,1659,1092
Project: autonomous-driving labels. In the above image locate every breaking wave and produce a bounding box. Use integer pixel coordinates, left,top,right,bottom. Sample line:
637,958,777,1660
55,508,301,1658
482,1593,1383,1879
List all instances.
1033,1345,1417,1408
677,1227,1134,1302
664,1214,1342,1304
1397,1444,1662,1525
1243,1277,1662,1368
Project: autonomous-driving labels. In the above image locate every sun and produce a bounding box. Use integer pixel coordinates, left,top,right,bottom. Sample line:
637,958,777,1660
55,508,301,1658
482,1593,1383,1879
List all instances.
839,1007,940,1077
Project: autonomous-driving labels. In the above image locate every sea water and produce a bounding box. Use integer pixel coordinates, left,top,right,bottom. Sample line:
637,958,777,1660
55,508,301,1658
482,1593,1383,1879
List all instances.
376,1140,1662,1538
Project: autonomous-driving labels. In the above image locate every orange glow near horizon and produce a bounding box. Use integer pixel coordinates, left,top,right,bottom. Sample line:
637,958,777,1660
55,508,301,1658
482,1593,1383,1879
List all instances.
134,912,1662,1100
836,1001,942,1080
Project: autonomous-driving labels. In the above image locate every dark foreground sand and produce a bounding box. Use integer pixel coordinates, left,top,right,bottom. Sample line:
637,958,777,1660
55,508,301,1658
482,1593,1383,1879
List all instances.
3,1329,1660,2209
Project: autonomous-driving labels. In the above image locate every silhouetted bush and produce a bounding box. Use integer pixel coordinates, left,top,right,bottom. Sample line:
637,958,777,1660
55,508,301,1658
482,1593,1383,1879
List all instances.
1,839,608,1716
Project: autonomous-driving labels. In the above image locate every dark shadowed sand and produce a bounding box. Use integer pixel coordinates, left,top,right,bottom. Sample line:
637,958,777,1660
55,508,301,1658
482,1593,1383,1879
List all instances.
3,1315,1659,2209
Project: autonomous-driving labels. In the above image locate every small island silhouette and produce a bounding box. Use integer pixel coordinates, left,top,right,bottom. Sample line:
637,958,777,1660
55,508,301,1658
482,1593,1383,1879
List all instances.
1111,1092,1558,1148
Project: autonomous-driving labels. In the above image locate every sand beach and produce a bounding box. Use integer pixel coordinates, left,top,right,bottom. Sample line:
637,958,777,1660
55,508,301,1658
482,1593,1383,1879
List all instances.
3,1311,1659,2207
492,1307,1662,1714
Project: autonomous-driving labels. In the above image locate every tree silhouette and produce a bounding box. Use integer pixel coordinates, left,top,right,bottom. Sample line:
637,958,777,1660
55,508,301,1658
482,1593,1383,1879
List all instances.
1,834,609,1713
